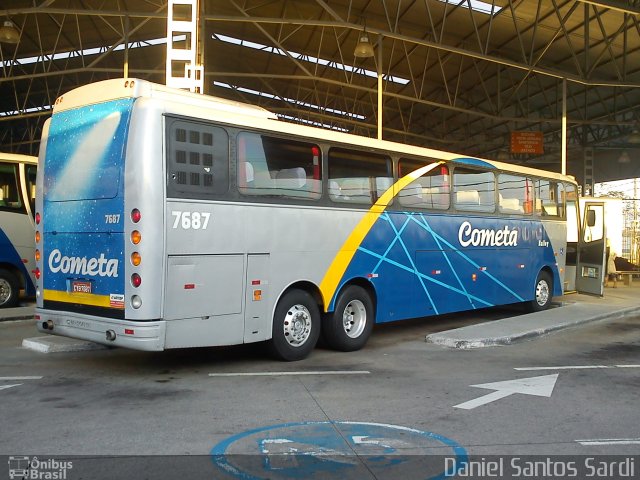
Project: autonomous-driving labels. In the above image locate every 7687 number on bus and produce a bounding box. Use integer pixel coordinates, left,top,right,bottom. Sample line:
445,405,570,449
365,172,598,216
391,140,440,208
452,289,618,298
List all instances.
171,211,211,230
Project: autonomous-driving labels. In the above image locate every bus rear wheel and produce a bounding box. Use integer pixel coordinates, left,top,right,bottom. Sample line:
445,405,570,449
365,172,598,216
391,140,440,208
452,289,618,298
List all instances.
529,271,553,312
0,269,19,308
268,289,320,361
323,285,374,352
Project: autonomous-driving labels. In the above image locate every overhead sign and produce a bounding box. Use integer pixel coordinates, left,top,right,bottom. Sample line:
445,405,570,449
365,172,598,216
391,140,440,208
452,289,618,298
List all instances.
511,131,544,154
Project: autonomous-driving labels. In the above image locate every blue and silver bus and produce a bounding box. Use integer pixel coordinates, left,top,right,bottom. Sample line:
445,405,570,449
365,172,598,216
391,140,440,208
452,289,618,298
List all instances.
35,79,578,360
0,153,37,308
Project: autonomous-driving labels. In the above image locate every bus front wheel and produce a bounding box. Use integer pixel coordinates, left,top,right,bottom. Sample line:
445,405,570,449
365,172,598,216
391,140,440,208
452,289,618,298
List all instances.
268,289,320,361
529,271,553,312
0,269,19,309
323,285,374,352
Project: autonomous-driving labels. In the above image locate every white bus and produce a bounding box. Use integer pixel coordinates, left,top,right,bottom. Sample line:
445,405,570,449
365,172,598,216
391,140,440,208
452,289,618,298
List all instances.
0,152,37,308
35,78,579,360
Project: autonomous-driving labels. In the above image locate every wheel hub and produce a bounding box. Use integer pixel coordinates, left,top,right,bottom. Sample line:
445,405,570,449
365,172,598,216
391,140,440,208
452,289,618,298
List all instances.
283,304,312,347
0,278,11,305
536,281,549,306
342,299,366,338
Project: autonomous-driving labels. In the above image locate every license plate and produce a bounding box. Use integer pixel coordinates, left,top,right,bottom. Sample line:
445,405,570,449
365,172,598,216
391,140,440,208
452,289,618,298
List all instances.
71,280,92,294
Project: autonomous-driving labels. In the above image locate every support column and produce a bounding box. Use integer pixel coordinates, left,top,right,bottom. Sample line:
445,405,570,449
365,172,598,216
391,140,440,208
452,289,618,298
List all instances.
377,35,383,141
166,0,204,93
561,78,567,176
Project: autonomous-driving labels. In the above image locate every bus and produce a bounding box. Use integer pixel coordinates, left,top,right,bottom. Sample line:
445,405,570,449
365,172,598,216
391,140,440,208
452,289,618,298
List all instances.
35,78,578,360
0,152,37,308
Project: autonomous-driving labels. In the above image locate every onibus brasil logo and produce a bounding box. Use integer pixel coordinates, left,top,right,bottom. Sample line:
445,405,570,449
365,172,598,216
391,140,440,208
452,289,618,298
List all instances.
8,456,73,479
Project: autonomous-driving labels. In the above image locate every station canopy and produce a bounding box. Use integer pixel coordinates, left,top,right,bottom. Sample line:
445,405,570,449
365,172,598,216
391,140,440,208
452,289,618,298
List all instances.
2,0,640,179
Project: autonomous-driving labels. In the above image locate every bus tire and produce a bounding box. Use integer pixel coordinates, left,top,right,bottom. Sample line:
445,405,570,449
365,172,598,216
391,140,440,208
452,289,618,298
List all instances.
0,269,19,309
323,285,374,352
268,289,320,361
529,271,553,312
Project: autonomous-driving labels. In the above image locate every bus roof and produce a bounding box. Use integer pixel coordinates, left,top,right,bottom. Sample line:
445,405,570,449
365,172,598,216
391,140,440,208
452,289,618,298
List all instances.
52,78,575,184
0,152,38,165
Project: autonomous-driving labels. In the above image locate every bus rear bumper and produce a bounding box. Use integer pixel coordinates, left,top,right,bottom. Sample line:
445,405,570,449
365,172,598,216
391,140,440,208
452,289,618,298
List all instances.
35,309,166,351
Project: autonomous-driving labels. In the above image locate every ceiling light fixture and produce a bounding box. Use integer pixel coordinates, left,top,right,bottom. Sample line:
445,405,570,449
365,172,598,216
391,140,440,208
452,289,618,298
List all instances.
354,21,375,59
627,128,640,144
0,20,20,44
618,151,631,164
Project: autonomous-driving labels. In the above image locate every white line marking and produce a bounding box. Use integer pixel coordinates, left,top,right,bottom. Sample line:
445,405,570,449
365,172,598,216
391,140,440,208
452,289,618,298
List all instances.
514,365,640,371
208,370,370,377
0,376,44,380
577,438,640,446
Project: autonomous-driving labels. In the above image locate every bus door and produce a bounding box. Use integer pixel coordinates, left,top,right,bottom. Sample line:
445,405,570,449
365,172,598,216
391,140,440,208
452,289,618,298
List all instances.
576,202,606,296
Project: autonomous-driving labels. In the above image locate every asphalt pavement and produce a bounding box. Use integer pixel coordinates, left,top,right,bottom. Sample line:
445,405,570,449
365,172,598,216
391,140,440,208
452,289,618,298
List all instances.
4,284,640,351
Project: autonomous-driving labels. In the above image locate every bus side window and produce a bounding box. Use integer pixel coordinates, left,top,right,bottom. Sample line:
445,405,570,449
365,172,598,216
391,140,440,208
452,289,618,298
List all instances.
166,119,229,198
397,159,450,210
328,148,392,205
453,168,495,213
535,179,561,217
498,173,531,215
0,162,24,211
237,132,321,200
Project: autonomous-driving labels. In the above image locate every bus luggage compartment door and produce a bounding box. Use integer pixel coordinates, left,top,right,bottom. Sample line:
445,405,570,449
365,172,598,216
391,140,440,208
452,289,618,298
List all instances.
164,255,243,320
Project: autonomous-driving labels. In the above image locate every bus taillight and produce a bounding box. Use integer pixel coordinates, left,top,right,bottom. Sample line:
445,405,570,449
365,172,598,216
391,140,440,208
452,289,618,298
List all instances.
131,208,141,223
131,273,141,288
131,252,141,266
131,230,141,245
35,212,41,225
34,268,40,280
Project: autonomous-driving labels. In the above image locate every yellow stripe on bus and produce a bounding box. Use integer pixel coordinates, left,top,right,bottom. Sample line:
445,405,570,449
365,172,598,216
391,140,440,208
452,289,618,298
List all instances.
43,289,118,309
319,162,444,311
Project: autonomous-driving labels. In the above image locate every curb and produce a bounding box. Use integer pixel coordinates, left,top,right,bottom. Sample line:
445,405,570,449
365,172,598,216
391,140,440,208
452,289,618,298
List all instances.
425,303,640,349
22,336,107,353
0,314,34,322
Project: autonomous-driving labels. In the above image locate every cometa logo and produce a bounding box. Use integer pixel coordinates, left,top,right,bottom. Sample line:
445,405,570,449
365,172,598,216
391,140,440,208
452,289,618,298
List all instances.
458,221,518,247
48,249,119,277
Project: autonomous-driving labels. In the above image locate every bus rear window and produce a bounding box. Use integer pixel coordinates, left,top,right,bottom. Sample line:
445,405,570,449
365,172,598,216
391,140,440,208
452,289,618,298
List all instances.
43,98,134,201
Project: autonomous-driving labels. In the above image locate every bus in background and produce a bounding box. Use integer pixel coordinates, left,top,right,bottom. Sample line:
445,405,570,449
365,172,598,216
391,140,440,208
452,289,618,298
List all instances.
0,153,37,308
35,79,579,360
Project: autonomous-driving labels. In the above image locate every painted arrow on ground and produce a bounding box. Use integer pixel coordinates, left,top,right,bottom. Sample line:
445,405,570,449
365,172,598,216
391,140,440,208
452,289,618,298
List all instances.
453,374,559,410
0,384,22,391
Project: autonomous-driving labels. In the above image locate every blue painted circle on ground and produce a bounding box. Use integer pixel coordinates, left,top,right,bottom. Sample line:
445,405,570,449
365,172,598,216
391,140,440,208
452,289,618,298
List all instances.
210,421,468,480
